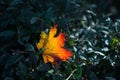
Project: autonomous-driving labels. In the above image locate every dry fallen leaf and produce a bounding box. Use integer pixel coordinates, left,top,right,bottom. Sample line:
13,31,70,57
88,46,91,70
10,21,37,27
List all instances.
36,24,72,64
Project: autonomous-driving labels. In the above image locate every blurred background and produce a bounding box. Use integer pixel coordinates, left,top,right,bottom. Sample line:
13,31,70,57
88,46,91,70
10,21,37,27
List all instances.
0,0,120,80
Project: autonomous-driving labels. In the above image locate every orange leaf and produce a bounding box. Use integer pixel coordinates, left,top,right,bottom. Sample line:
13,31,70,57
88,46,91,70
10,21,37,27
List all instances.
36,25,72,64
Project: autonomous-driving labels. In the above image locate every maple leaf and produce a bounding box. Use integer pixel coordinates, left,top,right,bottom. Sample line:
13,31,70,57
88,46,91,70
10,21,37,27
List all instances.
36,24,72,64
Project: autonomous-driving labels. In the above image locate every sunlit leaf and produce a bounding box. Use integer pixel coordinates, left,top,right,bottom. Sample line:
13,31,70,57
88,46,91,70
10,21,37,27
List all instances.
36,25,72,64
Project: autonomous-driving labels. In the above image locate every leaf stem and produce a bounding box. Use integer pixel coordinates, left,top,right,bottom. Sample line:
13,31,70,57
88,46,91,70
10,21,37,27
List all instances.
65,69,77,80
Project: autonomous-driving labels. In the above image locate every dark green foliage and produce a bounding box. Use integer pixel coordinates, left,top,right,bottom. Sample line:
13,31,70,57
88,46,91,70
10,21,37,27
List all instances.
0,0,120,80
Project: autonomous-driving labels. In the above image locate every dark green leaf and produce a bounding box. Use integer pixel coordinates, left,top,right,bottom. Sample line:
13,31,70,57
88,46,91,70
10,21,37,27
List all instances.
4,77,15,80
